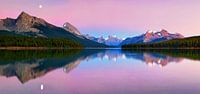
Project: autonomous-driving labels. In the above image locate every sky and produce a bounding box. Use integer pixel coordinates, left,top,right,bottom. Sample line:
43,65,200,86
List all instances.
0,0,200,38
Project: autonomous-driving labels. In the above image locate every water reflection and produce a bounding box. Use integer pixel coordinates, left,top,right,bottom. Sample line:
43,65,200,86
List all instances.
0,49,101,83
124,52,184,67
0,49,199,84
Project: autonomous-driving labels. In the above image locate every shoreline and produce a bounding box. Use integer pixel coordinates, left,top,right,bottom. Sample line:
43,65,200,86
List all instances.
0,47,83,50
0,47,118,50
0,47,199,50
122,48,200,50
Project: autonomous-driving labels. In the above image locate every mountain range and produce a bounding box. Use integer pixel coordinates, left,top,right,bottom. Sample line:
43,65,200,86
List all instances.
122,36,200,49
0,12,190,48
84,29,184,46
0,12,107,48
84,34,123,46
120,29,184,45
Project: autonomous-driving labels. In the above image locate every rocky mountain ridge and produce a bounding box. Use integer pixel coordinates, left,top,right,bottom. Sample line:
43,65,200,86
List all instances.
121,29,184,45
84,34,123,46
0,12,107,47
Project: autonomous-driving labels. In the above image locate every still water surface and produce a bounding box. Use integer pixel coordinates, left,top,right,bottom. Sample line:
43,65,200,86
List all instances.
0,49,199,94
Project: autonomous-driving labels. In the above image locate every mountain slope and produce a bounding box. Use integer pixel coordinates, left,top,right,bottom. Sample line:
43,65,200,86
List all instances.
0,12,107,48
0,34,83,48
121,29,184,45
122,36,200,49
63,22,81,35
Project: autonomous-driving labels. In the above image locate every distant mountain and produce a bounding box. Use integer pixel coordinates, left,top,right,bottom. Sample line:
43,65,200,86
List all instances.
121,29,184,45
122,36,200,49
0,12,107,48
84,34,104,44
105,36,123,46
84,34,123,46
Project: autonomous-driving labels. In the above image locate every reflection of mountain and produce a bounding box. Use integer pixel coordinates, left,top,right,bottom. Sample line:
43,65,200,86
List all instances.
124,52,183,67
0,59,51,83
143,53,183,67
82,50,185,67
0,49,198,83
85,50,124,61
63,59,82,73
0,58,83,83
123,49,200,61
0,50,102,83
86,50,184,67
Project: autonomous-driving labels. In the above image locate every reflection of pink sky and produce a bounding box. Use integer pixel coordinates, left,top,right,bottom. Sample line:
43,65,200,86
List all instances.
1,0,200,37
0,59,200,94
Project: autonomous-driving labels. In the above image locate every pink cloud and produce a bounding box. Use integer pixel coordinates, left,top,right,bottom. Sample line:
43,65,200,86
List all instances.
0,0,200,37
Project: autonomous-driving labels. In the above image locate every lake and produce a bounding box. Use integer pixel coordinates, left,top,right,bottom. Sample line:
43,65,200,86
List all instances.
0,49,199,94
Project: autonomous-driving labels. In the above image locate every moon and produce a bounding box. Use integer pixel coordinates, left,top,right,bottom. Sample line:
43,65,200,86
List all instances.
39,5,43,9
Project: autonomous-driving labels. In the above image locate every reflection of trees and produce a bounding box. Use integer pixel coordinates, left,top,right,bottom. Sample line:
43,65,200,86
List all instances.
123,49,200,60
123,49,200,67
0,49,100,84
0,49,198,83
85,50,185,67
143,53,183,67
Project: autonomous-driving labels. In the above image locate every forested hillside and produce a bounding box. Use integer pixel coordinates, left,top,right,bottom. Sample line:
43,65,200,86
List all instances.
0,35,83,48
122,36,200,49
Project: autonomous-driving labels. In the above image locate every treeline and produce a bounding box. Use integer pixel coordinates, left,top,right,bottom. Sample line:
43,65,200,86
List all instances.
0,35,83,48
0,49,81,63
122,36,200,49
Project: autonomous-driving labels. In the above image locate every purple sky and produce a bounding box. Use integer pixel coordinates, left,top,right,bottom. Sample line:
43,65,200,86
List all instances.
0,0,200,38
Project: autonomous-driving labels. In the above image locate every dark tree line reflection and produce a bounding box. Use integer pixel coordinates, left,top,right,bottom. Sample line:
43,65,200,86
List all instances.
0,49,199,83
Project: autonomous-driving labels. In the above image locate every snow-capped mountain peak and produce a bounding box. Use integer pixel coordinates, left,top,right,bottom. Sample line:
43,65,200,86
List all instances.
84,35,123,46
121,29,184,45
84,29,184,46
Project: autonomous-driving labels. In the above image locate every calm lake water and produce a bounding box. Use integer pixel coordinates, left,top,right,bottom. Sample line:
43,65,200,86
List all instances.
0,49,200,94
